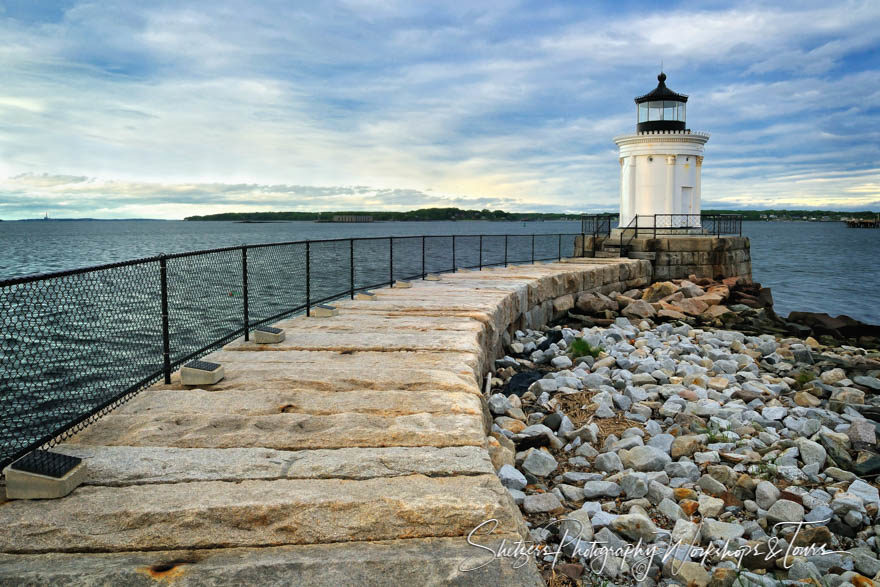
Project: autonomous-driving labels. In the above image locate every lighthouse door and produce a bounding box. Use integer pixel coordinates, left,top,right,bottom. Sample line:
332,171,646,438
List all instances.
681,186,695,215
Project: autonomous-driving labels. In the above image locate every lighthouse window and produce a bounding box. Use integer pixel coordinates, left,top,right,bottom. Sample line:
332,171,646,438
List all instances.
648,101,663,121
664,101,677,121
638,103,648,122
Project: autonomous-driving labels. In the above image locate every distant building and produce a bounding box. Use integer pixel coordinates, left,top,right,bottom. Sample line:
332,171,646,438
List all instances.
331,215,373,223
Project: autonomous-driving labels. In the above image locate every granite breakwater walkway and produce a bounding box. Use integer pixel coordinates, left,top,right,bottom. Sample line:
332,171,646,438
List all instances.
0,257,650,586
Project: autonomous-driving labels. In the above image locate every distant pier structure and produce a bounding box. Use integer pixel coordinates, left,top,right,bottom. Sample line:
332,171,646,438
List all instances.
844,217,879,228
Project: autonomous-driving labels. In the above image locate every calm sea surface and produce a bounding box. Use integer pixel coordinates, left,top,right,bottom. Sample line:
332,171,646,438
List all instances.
0,219,877,323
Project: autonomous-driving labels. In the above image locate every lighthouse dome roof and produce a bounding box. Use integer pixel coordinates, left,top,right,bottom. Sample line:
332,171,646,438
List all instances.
635,72,688,104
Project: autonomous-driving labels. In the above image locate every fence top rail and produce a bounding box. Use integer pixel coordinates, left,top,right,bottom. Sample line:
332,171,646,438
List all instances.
0,231,584,287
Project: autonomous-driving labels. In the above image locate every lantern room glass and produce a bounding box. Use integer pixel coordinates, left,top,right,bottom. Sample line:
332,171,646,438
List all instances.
637,100,686,123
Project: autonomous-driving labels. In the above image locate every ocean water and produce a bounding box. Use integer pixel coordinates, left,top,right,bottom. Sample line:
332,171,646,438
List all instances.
0,218,877,323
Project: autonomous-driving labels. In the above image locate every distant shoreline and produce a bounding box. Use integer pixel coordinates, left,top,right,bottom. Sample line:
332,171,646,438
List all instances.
2,210,878,223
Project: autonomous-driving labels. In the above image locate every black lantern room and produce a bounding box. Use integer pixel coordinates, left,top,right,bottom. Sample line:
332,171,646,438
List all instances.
635,72,687,133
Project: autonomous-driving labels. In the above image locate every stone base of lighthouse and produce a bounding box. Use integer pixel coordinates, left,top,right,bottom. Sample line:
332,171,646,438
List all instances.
578,235,752,282
614,130,710,229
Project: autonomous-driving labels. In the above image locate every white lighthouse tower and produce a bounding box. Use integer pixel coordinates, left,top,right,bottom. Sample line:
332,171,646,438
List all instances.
614,73,709,231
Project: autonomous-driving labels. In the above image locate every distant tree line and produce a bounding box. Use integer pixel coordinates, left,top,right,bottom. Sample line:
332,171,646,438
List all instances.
183,208,592,222
703,209,879,221
184,207,878,222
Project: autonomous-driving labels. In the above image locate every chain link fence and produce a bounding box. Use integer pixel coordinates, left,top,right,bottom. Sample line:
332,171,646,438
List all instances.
0,232,581,471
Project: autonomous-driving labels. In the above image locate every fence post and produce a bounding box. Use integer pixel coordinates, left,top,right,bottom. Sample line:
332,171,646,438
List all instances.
305,241,311,317
478,235,483,270
531,234,535,263
504,235,508,267
654,215,657,240
558,234,562,260
421,236,426,278
242,246,249,341
452,235,456,271
159,255,171,384
389,237,394,284
350,239,355,298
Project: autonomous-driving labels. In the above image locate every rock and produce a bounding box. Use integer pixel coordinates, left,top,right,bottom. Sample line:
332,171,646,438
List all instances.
575,443,599,459
848,479,880,508
701,519,745,542
848,420,877,448
622,299,656,320
590,511,619,530
620,474,648,499
631,373,657,386
559,509,594,542
488,394,512,415
495,417,526,434
673,297,710,317
582,481,622,499
666,461,700,481
707,376,730,391
788,560,822,583
575,292,618,314
708,568,738,587
642,281,677,303
671,435,703,458
794,391,822,407
487,436,514,470
853,375,880,391
647,433,674,454
795,437,827,468
761,406,787,421
647,480,674,506
522,492,564,514
663,561,709,586
831,388,865,405
559,484,585,502
619,445,671,473
562,471,602,484
821,368,847,385
521,449,557,477
594,452,624,473
698,475,726,496
551,356,573,369
670,518,700,544
755,481,780,510
698,495,725,517
507,488,525,505
658,498,686,522
659,308,687,320
850,548,880,578
766,499,805,524
497,465,527,490
611,513,659,542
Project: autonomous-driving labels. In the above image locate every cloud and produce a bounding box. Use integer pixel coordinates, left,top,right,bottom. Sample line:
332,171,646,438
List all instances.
0,0,878,219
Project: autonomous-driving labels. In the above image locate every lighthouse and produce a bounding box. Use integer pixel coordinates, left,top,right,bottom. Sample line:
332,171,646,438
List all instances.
614,73,709,231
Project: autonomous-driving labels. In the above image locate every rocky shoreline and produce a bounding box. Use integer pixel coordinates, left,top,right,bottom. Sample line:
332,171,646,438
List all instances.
487,279,880,586
564,275,878,351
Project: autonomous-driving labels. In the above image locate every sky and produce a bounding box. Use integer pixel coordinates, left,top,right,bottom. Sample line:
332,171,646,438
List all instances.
0,0,878,219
